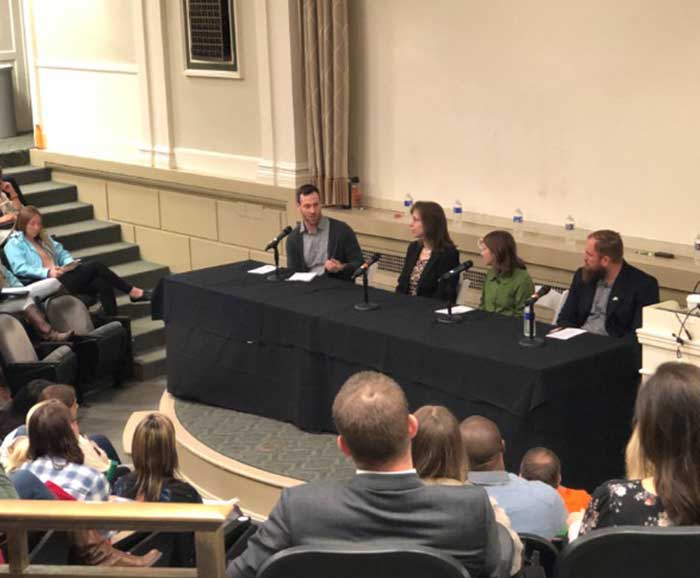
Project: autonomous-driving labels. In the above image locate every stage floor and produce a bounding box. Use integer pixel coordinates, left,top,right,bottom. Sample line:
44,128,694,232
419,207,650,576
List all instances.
174,398,355,482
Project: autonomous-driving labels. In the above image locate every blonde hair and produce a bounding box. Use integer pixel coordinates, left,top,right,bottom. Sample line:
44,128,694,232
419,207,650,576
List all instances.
14,206,55,257
131,413,179,502
625,426,654,480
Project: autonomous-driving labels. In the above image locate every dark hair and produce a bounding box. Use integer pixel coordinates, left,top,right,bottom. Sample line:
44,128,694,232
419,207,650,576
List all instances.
411,201,454,251
296,183,321,204
459,415,503,471
132,413,179,502
588,230,624,262
332,371,410,469
637,362,700,525
520,447,561,488
482,230,526,276
39,384,77,409
0,379,53,440
413,406,466,482
28,399,84,465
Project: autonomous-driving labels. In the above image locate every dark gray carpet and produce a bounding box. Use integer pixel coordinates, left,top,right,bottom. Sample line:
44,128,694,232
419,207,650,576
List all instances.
174,399,355,482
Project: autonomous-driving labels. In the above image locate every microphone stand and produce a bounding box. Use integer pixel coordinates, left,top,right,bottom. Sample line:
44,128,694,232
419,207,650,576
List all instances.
266,243,286,282
519,303,545,348
436,279,463,324
354,268,379,311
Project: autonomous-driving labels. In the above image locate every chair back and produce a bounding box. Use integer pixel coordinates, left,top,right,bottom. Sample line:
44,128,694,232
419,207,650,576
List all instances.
45,295,95,335
520,533,558,578
556,526,700,578
0,314,39,363
257,545,471,578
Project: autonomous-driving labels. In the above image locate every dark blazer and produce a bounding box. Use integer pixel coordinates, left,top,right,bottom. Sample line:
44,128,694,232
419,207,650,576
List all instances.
557,260,659,338
285,217,363,281
228,473,502,578
396,241,460,301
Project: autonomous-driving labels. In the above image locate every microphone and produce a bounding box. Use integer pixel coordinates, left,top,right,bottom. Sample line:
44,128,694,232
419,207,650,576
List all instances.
351,253,381,280
525,285,551,307
440,260,474,282
264,226,293,251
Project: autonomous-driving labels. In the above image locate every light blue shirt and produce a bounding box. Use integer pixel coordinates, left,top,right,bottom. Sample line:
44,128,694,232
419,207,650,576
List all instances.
0,263,21,288
4,231,74,280
468,471,567,539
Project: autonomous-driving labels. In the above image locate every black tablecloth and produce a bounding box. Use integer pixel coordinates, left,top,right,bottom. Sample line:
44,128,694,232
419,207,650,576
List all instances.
160,261,641,490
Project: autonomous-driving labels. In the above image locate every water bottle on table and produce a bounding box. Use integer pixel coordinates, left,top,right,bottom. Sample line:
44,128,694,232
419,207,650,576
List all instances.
565,215,576,246
453,200,463,226
512,208,524,239
404,193,414,220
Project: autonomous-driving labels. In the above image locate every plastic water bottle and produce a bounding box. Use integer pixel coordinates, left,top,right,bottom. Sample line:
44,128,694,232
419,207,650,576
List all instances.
403,193,413,220
512,208,524,239
695,233,700,265
565,215,576,246
453,200,463,226
523,304,535,338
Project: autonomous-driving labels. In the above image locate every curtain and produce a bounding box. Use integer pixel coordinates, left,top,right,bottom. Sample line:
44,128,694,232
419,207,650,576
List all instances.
300,0,350,206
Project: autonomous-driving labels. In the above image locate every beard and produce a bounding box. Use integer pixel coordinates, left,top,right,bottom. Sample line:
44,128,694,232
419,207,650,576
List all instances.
582,265,606,284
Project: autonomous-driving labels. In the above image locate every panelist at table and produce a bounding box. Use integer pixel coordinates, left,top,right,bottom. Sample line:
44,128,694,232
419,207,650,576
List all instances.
556,229,659,337
285,184,363,281
396,201,460,301
479,230,534,317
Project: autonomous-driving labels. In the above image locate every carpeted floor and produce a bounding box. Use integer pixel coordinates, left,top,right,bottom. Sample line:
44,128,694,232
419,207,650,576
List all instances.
174,399,355,482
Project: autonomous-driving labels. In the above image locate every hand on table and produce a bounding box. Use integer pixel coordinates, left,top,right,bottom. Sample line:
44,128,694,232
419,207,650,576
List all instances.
325,258,345,273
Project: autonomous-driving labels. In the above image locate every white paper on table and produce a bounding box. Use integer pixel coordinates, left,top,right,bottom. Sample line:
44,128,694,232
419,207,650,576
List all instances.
435,305,474,315
286,272,318,282
546,327,587,340
248,265,277,275
0,287,30,296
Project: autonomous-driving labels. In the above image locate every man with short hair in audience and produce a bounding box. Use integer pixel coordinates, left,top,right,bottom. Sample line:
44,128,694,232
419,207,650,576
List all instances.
228,371,504,578
519,447,591,514
556,229,659,337
460,416,567,540
285,183,363,281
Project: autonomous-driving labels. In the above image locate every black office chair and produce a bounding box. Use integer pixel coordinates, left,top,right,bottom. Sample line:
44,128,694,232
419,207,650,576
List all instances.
555,526,700,578
257,546,471,578
519,533,559,578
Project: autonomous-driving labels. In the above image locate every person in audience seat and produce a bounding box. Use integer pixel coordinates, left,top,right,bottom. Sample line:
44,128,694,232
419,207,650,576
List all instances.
0,166,27,228
478,231,534,316
578,362,700,534
396,201,460,300
0,378,52,440
519,447,591,514
555,229,659,337
460,416,567,539
285,184,363,280
229,371,503,578
412,405,522,577
4,206,151,316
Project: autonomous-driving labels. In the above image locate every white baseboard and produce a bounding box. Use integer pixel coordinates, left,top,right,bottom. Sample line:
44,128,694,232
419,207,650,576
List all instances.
173,147,260,182
257,159,310,188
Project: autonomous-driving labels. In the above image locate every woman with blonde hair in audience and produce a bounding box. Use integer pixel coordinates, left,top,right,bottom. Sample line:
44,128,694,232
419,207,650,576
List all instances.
579,362,700,534
412,405,522,576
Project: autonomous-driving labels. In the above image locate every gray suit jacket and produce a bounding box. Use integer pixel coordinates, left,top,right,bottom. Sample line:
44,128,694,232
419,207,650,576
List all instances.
228,473,502,578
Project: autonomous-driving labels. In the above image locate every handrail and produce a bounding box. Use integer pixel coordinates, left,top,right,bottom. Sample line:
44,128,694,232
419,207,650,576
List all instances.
0,499,234,578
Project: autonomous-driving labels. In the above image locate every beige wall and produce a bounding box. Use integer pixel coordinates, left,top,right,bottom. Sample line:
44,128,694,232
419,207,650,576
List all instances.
350,0,700,245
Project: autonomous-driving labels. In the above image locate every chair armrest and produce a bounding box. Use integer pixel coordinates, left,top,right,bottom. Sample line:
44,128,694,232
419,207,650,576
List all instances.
34,342,73,358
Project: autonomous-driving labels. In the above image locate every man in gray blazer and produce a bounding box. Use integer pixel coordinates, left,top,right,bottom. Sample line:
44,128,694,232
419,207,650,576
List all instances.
227,371,504,578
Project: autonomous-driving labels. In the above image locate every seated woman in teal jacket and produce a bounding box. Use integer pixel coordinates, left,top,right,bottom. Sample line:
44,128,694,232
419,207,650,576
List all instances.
479,230,534,317
4,206,151,316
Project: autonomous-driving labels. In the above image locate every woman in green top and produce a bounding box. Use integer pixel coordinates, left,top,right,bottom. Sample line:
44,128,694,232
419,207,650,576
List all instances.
479,230,534,316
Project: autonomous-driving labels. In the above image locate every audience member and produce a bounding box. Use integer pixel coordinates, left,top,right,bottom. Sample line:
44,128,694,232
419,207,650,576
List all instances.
460,416,567,539
412,405,522,576
579,362,700,534
0,378,52,440
285,184,363,280
519,447,591,514
396,201,460,300
478,231,534,316
556,229,659,337
229,371,503,578
0,166,26,228
5,206,151,316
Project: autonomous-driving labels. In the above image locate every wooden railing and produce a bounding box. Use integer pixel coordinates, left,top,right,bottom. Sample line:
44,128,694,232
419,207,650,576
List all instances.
0,499,234,578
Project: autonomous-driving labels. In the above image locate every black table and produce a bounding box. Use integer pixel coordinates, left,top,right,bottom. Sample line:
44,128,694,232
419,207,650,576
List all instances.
160,261,641,490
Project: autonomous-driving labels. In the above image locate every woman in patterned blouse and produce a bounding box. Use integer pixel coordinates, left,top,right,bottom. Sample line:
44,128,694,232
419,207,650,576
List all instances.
579,362,700,534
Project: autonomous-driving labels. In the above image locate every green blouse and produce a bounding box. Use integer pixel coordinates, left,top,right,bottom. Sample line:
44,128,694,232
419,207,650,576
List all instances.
480,267,535,317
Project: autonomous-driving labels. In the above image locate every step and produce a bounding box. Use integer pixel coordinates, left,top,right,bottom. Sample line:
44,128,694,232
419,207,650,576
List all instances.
3,165,51,186
72,242,140,267
131,317,165,353
22,181,77,207
47,219,122,251
133,346,166,381
41,201,94,228
116,294,152,318
111,260,169,290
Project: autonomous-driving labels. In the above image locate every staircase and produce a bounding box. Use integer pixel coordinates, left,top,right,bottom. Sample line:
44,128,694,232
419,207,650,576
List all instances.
3,165,169,381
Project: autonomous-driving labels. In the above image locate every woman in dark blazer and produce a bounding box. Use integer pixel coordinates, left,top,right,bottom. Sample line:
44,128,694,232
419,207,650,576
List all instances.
396,201,460,301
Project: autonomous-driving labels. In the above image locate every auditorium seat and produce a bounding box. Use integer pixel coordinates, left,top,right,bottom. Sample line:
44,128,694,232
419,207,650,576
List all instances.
257,546,471,578
0,313,77,395
555,526,700,578
520,533,559,578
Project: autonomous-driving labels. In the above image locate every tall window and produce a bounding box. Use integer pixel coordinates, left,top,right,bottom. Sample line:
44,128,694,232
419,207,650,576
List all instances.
183,0,238,74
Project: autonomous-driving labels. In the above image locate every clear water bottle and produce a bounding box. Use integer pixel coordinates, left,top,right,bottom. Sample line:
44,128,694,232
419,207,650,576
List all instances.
695,233,700,264
453,199,463,225
403,193,413,219
565,215,576,246
512,208,524,239
523,304,535,338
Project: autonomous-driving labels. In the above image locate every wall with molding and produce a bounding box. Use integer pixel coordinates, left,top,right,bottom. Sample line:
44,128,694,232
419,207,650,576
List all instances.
0,0,33,131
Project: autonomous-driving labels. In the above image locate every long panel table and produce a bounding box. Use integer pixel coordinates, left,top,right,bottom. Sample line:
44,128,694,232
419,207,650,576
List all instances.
160,261,641,490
